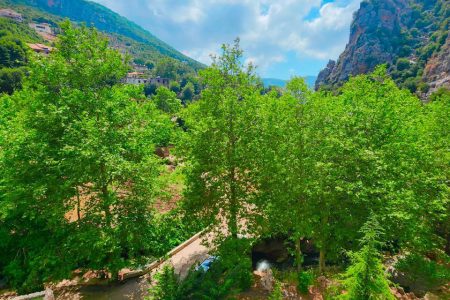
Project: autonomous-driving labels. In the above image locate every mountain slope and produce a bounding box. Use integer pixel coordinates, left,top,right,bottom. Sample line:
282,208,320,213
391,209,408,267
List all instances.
2,0,203,70
315,0,449,98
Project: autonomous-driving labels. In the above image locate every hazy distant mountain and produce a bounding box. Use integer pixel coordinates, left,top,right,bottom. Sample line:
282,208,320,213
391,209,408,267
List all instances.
263,76,317,89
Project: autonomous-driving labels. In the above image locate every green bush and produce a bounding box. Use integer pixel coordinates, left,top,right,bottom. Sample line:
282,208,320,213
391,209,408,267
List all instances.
396,254,450,290
215,238,253,291
148,265,181,300
161,238,253,299
396,58,410,71
269,280,283,300
0,67,24,94
297,270,314,293
417,82,430,93
147,208,205,257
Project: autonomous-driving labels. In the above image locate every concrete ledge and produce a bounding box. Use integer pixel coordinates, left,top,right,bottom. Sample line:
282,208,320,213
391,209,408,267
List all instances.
12,288,53,300
119,231,203,281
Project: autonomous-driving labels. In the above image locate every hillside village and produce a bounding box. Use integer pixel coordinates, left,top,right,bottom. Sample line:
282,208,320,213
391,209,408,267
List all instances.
1,8,172,87
0,0,448,300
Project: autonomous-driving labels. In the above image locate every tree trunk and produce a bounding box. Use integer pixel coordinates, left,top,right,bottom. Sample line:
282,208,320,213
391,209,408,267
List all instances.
229,165,238,239
102,184,111,228
227,93,238,239
296,237,303,272
76,187,81,223
319,249,326,274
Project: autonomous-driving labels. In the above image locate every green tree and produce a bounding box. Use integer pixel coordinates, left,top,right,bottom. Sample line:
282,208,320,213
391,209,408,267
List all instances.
0,32,29,94
145,82,159,97
251,76,312,272
169,81,181,94
153,86,182,114
0,22,169,292
419,89,449,255
155,58,181,80
340,218,394,300
182,39,261,241
0,35,28,68
180,82,194,103
301,66,445,272
0,67,24,94
133,57,145,65
149,265,181,300
145,60,155,70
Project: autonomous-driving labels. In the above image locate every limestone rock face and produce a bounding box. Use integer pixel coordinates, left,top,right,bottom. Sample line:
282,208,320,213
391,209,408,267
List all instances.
315,60,335,90
315,0,450,100
315,0,411,89
424,32,450,95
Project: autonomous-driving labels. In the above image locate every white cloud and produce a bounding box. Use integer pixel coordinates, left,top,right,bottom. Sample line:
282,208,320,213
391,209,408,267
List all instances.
92,0,362,76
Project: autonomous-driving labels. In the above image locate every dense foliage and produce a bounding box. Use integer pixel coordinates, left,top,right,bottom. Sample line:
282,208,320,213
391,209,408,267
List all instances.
152,86,182,115
182,41,449,297
0,18,40,94
0,23,182,293
0,13,448,299
149,238,252,300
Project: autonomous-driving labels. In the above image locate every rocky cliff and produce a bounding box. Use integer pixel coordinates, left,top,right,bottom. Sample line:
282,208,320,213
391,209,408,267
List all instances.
423,32,450,96
315,0,450,97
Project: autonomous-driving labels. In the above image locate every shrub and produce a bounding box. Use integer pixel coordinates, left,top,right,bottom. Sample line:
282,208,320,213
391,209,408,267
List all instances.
297,271,314,294
269,280,283,300
396,58,410,71
173,238,253,299
148,265,181,300
216,238,253,291
417,82,430,93
396,254,450,290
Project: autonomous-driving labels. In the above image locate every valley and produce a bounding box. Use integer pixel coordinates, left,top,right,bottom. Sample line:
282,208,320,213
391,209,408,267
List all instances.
0,0,448,299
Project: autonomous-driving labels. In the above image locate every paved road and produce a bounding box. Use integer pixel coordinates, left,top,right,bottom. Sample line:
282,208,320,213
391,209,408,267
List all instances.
50,233,211,300
165,235,210,279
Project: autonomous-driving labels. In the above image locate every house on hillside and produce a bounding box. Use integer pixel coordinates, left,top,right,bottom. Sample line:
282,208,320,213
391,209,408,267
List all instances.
29,22,57,41
28,43,53,55
123,73,170,86
149,77,170,87
124,72,148,84
131,63,148,72
29,22,52,34
0,8,23,22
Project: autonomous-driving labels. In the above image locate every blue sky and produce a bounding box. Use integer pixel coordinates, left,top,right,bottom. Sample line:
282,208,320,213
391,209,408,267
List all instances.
91,0,362,79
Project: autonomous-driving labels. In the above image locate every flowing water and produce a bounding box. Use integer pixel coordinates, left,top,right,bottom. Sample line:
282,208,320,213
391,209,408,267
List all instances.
255,259,272,272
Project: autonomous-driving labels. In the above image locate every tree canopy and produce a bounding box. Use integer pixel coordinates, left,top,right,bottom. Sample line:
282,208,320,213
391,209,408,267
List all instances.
0,22,174,293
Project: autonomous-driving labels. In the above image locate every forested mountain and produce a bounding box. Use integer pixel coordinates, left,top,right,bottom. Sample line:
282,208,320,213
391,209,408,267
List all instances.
0,0,204,70
315,0,449,98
